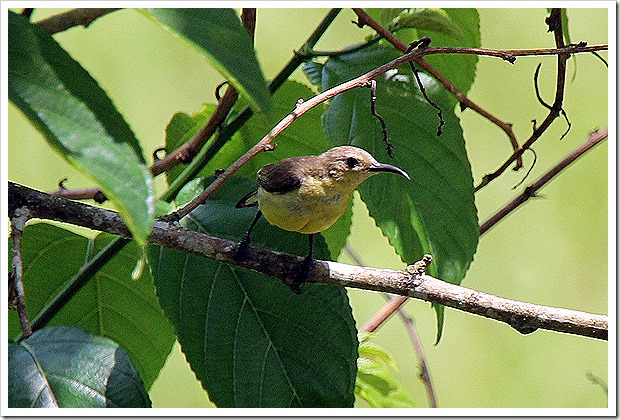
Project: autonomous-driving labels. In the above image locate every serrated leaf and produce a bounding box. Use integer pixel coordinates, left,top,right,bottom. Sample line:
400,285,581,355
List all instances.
8,223,175,389
8,12,154,246
301,61,324,87
395,8,464,40
143,8,272,117
322,44,479,340
415,8,481,96
149,176,358,407
8,326,151,408
355,335,415,407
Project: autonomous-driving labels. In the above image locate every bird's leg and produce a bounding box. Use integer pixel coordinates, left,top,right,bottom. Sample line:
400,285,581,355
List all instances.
290,234,314,295
234,210,262,260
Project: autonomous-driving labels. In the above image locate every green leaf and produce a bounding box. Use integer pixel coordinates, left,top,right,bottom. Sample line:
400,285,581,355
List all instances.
149,176,358,407
395,8,465,39
365,8,407,26
301,60,324,87
164,104,218,186
8,326,151,408
7,12,154,246
143,8,272,117
414,8,481,96
8,223,175,389
322,44,479,341
355,335,415,408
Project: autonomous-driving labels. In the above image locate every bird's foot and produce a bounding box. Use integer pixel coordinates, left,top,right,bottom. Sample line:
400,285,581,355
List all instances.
234,236,251,261
288,256,313,295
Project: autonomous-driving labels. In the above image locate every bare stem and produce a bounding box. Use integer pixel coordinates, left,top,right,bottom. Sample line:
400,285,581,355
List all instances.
480,127,607,234
475,8,574,191
36,8,120,34
393,301,438,408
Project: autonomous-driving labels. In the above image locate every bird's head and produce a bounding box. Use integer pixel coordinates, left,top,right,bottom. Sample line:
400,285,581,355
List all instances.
319,146,410,188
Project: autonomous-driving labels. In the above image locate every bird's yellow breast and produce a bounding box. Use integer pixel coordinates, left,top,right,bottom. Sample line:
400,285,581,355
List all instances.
257,175,353,234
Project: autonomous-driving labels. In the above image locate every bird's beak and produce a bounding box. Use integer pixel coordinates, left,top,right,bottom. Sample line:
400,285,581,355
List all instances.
368,162,410,180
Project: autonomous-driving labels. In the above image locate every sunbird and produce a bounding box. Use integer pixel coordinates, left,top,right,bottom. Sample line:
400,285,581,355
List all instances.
236,145,410,293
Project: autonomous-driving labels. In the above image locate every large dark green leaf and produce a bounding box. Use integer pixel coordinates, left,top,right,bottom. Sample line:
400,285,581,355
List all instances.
8,326,151,408
322,44,479,340
149,176,358,407
8,223,175,389
8,11,154,246
143,8,272,117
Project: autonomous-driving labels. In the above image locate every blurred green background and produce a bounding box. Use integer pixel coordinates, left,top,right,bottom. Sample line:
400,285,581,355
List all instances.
8,8,608,408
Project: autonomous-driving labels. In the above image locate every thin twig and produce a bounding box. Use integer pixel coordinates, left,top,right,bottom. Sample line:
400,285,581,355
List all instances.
362,295,409,333
8,181,609,341
50,9,343,204
10,207,33,339
393,301,437,408
352,8,523,170
35,8,120,34
168,36,604,221
475,9,574,191
586,371,608,395
480,127,607,234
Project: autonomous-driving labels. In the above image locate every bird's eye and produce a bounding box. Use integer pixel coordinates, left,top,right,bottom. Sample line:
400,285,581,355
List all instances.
346,157,359,169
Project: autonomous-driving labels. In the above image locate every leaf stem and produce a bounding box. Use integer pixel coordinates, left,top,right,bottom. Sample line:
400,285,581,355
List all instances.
10,207,33,340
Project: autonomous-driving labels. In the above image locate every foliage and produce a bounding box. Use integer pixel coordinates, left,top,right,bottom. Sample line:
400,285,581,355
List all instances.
355,333,416,407
6,6,479,408
8,326,151,407
7,6,607,410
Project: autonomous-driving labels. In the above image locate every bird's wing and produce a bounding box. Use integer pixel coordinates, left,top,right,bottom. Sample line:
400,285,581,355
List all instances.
235,189,258,208
257,160,303,193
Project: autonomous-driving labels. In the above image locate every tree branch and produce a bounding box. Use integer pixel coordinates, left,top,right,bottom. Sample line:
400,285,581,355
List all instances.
35,8,120,34
9,182,608,341
475,8,575,191
149,8,259,177
480,127,607,234
352,8,523,169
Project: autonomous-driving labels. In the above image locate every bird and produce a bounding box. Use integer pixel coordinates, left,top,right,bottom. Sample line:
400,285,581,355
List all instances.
235,145,410,293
